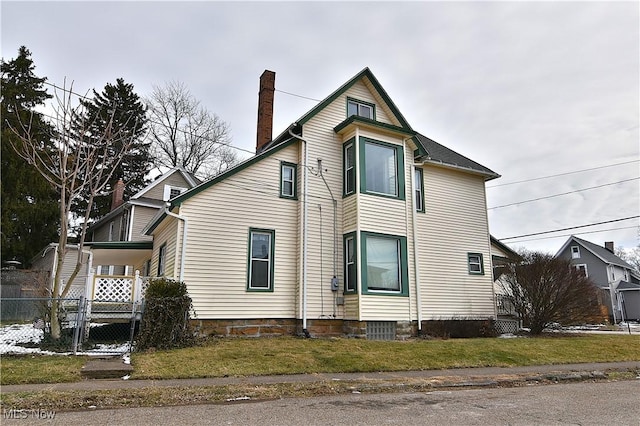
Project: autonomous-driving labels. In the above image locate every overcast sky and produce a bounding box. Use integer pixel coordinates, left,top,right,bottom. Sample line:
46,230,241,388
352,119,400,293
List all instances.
2,1,638,255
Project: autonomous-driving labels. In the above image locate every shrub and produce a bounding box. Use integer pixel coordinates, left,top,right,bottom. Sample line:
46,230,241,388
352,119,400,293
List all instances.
421,318,497,338
135,278,195,351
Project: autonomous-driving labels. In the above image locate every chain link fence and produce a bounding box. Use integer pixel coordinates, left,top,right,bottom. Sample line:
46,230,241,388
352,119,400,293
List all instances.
0,297,142,355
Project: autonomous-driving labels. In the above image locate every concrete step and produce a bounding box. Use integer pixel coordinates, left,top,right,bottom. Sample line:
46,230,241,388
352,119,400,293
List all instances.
81,357,133,379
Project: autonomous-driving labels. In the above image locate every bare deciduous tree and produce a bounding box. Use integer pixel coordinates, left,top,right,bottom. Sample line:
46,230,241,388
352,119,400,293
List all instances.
500,251,603,335
615,245,640,273
146,81,237,179
8,81,141,339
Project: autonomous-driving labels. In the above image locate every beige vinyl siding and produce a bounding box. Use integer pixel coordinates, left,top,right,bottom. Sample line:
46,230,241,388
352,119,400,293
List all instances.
130,206,157,241
150,217,179,279
178,144,300,319
360,142,416,320
144,172,192,200
417,166,494,318
302,81,413,321
490,242,512,259
348,80,394,125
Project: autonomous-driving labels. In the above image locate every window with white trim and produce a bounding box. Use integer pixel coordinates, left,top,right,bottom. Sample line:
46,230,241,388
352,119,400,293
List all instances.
108,221,115,242
571,246,580,259
163,185,187,201
575,264,588,277
247,228,275,291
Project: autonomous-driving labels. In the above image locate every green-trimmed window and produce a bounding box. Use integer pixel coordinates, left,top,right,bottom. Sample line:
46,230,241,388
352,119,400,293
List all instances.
467,253,484,275
360,137,405,199
415,168,425,212
343,140,356,196
280,162,297,199
157,243,166,276
347,97,375,120
247,228,275,291
361,232,408,296
344,233,357,293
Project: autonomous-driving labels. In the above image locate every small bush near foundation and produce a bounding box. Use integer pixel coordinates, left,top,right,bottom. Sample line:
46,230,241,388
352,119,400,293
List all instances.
135,278,195,351
421,318,498,339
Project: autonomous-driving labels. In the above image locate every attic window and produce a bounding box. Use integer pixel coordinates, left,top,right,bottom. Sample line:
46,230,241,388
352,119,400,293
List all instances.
164,185,187,201
571,245,580,259
347,98,374,120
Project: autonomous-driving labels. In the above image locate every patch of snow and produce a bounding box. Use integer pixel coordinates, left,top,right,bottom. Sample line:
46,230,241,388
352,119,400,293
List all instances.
122,374,130,380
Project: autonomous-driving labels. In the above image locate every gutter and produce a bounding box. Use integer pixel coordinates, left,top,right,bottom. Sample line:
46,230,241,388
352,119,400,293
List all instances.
289,125,311,337
164,205,188,283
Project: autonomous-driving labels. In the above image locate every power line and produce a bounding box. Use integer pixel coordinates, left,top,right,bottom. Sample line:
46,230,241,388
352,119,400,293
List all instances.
275,88,321,102
502,226,639,244
487,177,639,210
499,216,640,241
486,160,640,188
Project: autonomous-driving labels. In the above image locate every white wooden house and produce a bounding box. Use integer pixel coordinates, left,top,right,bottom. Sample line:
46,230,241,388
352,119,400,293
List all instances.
138,68,501,338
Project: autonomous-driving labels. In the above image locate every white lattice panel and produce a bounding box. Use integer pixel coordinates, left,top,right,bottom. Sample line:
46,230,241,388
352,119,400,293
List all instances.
66,286,85,299
94,276,133,302
140,277,151,296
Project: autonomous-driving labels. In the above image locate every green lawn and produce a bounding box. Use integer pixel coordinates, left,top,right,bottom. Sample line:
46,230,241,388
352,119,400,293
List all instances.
2,334,639,386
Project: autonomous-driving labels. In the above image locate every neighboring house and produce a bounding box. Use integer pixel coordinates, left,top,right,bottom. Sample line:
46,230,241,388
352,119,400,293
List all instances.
555,236,640,322
30,244,90,299
131,67,501,339
86,167,200,277
29,167,199,306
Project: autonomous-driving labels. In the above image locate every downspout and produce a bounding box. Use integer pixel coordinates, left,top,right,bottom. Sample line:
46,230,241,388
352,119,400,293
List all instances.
165,205,188,283
410,161,423,331
289,125,311,337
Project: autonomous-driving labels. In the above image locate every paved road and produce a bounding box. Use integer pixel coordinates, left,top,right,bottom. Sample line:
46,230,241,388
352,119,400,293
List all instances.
5,380,638,425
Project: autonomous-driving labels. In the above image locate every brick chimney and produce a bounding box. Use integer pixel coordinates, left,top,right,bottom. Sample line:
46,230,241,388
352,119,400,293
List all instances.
111,178,125,211
256,70,275,153
605,241,614,253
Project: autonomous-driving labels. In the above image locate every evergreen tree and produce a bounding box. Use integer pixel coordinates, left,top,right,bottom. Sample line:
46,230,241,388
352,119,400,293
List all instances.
73,78,150,220
1,46,59,267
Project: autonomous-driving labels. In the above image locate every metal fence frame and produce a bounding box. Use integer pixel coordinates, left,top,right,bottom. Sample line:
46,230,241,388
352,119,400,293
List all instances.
1,297,141,355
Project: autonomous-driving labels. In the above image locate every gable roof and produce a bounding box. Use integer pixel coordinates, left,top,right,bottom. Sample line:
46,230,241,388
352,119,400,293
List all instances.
555,235,635,270
262,67,415,153
415,133,500,180
144,137,299,235
490,235,520,260
132,166,201,200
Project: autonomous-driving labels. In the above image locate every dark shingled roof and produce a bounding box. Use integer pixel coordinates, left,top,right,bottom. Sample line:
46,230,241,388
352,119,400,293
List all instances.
571,236,635,269
415,133,500,180
617,281,640,291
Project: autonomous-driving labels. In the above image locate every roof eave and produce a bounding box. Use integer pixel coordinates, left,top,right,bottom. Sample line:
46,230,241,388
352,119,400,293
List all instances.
421,159,501,181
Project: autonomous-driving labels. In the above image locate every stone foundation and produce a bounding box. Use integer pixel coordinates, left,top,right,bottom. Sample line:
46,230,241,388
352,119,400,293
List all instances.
194,318,426,339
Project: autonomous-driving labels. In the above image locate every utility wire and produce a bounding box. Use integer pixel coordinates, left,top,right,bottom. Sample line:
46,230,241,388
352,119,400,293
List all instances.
487,177,639,210
499,216,640,241
486,160,640,188
275,88,321,102
502,226,639,244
